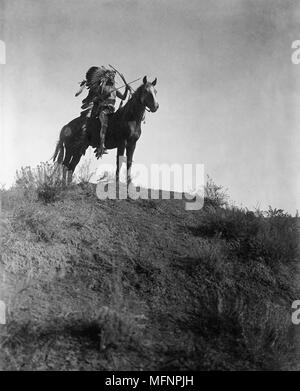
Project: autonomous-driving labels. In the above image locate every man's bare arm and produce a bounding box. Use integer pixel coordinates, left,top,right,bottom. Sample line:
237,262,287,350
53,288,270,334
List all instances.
116,87,129,101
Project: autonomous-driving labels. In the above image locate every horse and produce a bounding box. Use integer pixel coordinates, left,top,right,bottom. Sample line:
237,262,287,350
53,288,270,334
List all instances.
52,76,159,185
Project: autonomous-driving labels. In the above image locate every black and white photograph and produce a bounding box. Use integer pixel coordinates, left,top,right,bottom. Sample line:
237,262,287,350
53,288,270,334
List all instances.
0,0,299,375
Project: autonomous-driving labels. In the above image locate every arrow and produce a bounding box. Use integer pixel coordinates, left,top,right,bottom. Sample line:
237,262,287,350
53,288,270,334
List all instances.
107,77,141,95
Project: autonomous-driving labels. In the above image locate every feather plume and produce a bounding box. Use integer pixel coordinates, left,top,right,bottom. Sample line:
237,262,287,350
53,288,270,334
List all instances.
75,80,87,97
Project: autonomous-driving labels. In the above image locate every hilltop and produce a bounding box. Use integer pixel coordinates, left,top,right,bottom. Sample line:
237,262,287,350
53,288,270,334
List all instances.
0,175,299,370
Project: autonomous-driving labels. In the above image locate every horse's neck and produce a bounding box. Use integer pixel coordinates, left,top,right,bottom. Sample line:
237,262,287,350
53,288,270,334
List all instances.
124,95,145,123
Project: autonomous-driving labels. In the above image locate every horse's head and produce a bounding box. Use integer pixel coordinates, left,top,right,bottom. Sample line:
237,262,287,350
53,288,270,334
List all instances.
139,76,159,113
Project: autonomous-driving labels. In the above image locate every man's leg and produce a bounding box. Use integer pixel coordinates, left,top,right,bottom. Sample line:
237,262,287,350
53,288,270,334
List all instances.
96,110,108,158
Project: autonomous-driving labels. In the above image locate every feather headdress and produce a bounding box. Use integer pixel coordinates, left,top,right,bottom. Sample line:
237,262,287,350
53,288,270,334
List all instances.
86,66,107,89
75,66,115,97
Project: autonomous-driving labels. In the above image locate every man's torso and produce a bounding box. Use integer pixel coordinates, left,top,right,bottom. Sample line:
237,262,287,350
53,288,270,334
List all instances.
99,83,116,110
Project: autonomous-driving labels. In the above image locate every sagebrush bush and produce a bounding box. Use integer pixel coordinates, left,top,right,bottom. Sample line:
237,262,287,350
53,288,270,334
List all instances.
16,163,65,203
204,176,229,208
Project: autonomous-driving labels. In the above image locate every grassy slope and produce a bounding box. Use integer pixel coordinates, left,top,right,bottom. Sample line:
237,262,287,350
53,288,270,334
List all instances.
0,183,298,370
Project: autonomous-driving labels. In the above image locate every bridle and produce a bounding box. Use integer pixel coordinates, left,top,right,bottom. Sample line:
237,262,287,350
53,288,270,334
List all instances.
128,81,157,113
139,85,156,112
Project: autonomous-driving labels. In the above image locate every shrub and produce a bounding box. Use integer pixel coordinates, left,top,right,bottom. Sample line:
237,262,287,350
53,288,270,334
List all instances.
204,176,229,208
194,206,259,240
15,163,65,203
194,205,298,265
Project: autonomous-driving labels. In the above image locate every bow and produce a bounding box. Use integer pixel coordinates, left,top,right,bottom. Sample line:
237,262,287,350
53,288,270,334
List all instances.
109,64,133,93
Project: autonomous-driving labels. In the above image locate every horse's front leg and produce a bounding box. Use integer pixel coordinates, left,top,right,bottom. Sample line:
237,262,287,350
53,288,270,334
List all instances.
116,144,125,183
126,141,136,186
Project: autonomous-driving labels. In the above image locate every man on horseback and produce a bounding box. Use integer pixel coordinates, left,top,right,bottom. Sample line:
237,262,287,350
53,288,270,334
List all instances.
95,69,129,158
55,75,158,185
77,66,129,158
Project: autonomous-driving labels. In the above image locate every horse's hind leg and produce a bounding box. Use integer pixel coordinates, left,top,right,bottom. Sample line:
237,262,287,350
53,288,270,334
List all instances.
62,165,68,184
68,153,82,184
62,146,73,185
62,165,73,185
66,169,73,185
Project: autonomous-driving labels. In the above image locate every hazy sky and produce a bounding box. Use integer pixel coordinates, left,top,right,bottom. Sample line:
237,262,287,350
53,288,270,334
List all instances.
1,0,299,213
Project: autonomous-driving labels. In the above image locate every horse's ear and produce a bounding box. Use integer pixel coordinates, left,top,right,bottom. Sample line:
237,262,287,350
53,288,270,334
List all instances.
143,76,147,84
152,78,157,86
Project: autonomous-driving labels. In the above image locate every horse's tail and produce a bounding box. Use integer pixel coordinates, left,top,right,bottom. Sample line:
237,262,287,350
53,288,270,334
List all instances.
52,128,66,164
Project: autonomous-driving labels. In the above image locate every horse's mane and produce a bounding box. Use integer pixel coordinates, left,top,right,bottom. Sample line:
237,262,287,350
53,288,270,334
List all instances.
116,83,145,118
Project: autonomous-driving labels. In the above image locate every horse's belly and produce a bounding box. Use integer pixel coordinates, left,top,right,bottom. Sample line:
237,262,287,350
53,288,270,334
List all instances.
105,138,118,149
